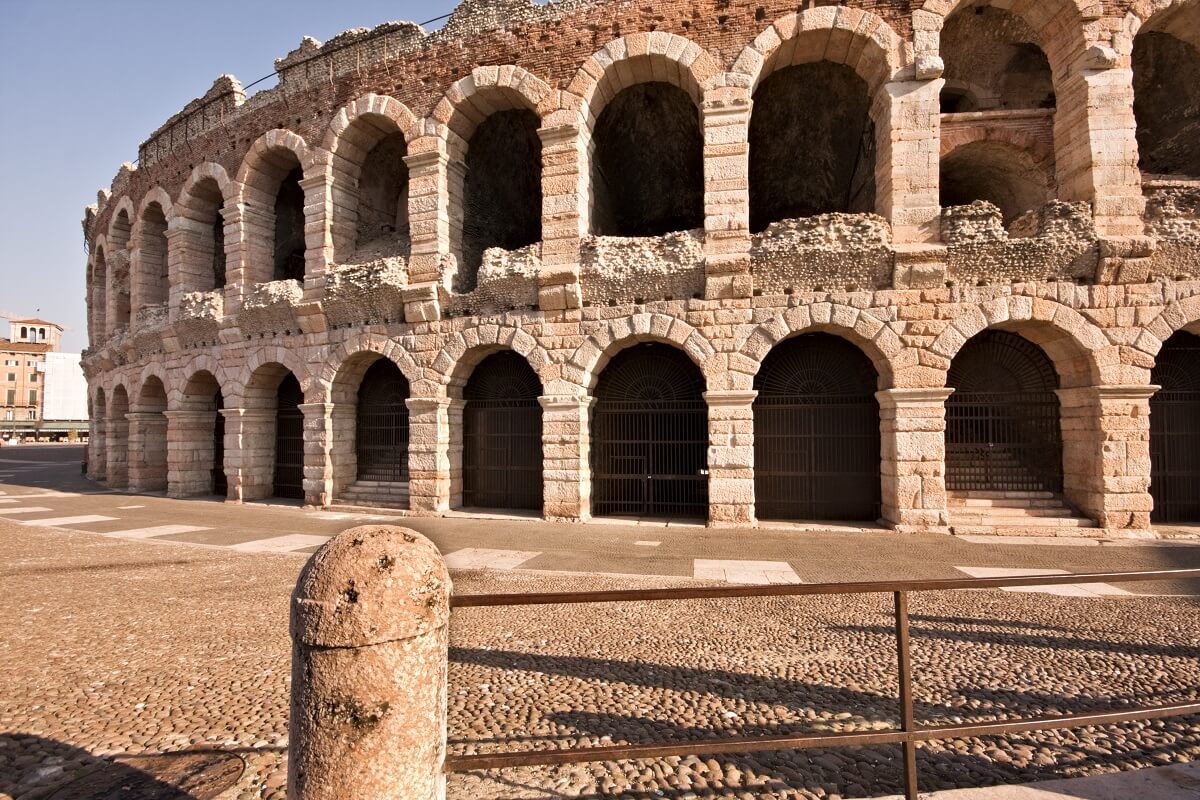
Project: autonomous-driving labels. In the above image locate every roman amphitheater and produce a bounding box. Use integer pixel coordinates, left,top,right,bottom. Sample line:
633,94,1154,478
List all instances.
81,0,1200,536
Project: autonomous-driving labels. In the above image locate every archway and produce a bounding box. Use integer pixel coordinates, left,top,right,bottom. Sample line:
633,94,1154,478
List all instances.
178,370,226,497
137,201,169,311
271,374,304,499
939,3,1055,112
1150,331,1200,522
110,210,133,331
90,388,107,481
129,376,168,492
940,141,1052,223
91,247,108,343
591,343,707,518
1133,5,1200,178
106,385,130,487
946,330,1062,493
461,351,542,510
176,175,228,292
354,359,410,485
754,334,881,521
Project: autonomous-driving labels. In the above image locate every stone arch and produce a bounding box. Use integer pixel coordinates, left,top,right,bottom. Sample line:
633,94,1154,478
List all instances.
107,199,135,333
134,187,175,313
229,348,315,408
106,382,131,488
321,333,423,404
433,67,554,148
175,355,230,409
736,304,901,391
133,364,171,410
89,236,109,343
438,324,553,397
565,313,717,393
321,94,419,263
939,137,1055,223
940,120,1055,167
107,196,136,247
1145,294,1200,356
235,129,316,286
176,163,234,294
1129,0,1200,177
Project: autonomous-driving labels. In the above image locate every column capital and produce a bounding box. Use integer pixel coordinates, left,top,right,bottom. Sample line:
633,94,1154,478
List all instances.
297,402,334,415
405,396,451,413
163,409,217,421
538,394,593,411
874,388,954,408
220,407,275,421
1056,384,1162,407
702,390,758,407
125,411,167,422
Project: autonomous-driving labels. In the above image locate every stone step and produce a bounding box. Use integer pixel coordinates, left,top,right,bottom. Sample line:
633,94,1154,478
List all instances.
343,487,410,497
950,490,1056,500
350,480,410,488
962,506,1076,518
951,514,1095,528
342,492,410,502
949,497,1065,509
951,525,1099,538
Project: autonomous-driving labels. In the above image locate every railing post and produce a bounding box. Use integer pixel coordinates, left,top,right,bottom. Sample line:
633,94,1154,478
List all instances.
894,590,919,800
289,525,451,800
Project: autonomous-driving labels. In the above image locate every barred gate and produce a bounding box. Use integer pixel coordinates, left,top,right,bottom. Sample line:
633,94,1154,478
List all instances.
463,352,543,510
273,374,305,499
355,360,410,483
1151,332,1200,522
212,391,227,497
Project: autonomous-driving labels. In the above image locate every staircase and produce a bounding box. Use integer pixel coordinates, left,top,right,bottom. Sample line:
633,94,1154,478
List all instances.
335,480,410,511
948,491,1096,535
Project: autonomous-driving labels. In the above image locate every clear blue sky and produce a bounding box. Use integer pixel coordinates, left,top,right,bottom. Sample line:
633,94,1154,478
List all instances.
0,0,457,353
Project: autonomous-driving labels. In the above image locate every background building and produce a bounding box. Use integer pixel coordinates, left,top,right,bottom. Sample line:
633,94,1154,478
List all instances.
1,318,88,440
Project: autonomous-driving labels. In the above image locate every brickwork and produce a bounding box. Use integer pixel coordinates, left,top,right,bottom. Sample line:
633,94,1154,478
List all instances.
81,0,1200,536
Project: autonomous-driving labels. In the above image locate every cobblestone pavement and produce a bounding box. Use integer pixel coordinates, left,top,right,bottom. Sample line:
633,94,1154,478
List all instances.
2,521,1199,799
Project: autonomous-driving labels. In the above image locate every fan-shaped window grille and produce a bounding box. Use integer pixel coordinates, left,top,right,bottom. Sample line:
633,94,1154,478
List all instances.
1150,332,1200,522
273,374,305,499
753,335,881,521
946,330,1062,493
356,359,411,483
463,351,542,510
591,344,708,518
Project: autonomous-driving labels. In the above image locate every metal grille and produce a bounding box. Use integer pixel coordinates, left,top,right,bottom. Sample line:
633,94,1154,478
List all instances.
592,344,708,518
273,375,305,499
754,334,881,521
946,331,1062,493
212,391,227,497
356,360,410,482
1151,332,1200,522
463,352,542,510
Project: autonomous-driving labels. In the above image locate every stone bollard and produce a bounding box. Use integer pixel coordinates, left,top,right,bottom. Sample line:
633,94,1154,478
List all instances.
288,525,451,800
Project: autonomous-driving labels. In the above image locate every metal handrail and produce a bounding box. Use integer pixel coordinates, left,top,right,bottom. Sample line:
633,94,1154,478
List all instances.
446,567,1200,800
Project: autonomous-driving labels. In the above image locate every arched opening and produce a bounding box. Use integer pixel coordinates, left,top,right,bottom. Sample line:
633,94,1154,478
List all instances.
461,351,543,511
91,247,107,343
754,334,881,521
106,385,130,488
111,210,133,331
348,359,411,504
90,388,107,481
458,109,542,292
130,376,168,492
273,373,304,499
749,63,876,232
946,330,1062,494
591,82,703,237
274,166,306,282
591,343,707,518
137,202,169,310
353,132,410,259
178,177,227,292
1133,6,1200,178
1150,331,1200,522
240,145,307,286
940,141,1052,223
179,370,226,497
940,4,1055,111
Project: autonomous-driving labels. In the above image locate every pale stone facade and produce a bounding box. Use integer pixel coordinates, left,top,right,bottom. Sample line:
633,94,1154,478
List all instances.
82,0,1200,536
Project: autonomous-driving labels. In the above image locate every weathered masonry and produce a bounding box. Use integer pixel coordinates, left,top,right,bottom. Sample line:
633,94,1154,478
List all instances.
82,0,1200,537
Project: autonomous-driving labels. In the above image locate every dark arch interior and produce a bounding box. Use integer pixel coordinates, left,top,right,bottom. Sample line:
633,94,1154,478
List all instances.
274,167,306,282
946,330,1063,493
356,359,411,483
940,5,1055,112
1150,331,1200,522
459,109,543,292
750,63,876,232
940,141,1051,223
112,210,132,330
754,334,881,521
462,351,543,510
357,132,410,254
592,82,703,237
591,343,708,518
192,178,227,290
1133,31,1200,177
139,202,169,307
273,373,304,499
212,389,226,496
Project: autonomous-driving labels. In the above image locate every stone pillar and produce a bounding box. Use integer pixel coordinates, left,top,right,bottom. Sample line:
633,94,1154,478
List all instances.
87,418,107,481
329,404,357,500
220,202,250,315
1057,385,1156,534
126,411,169,492
289,525,450,800
445,399,466,509
877,388,953,533
165,410,218,498
403,139,450,322
536,121,585,313
539,394,592,521
704,390,757,527
877,79,943,244
105,413,129,489
702,91,753,300
300,173,333,302
222,408,275,502
406,397,451,513
299,402,334,507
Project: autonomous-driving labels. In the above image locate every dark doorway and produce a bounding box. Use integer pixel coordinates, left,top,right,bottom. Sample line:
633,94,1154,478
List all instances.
462,352,542,510
356,360,410,482
754,334,881,521
1151,332,1200,522
212,391,227,497
591,343,708,518
946,330,1062,493
273,374,304,499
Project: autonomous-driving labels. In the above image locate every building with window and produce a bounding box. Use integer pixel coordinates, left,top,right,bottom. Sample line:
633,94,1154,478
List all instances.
81,0,1200,535
0,319,87,440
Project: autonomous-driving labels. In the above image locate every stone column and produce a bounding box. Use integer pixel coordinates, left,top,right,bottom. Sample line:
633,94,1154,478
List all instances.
877,78,943,244
704,390,757,527
702,91,753,300
1057,385,1157,534
539,394,592,521
445,399,466,509
300,173,333,302
219,202,250,315
329,404,357,500
299,402,334,507
165,410,218,498
105,413,129,489
221,408,275,502
87,418,107,481
405,397,451,513
536,121,585,313
126,411,169,492
877,388,953,533
403,139,450,322
289,526,449,800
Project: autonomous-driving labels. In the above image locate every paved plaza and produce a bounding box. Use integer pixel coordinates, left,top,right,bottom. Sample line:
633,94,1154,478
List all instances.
1,444,1199,798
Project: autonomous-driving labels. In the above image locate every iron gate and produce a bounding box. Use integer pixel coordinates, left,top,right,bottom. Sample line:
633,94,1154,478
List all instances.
463,352,542,510
273,374,305,499
591,344,708,518
946,331,1062,493
356,360,410,482
212,391,227,497
1151,332,1200,522
754,335,881,521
